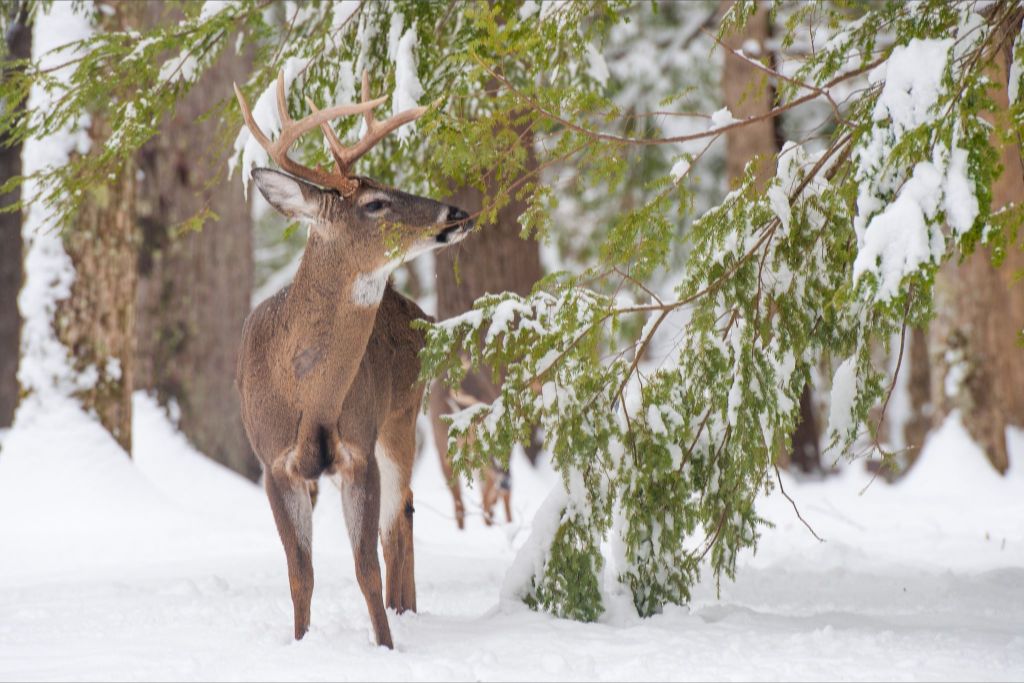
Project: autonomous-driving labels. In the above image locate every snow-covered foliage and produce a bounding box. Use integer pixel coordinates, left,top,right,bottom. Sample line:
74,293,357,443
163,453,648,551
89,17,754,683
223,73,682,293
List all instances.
417,0,1023,620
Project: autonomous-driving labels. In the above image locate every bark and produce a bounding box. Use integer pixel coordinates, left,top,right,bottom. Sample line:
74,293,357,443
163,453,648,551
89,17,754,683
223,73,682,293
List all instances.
722,2,774,189
57,149,137,453
928,22,1024,473
135,13,256,479
434,188,543,321
52,2,143,452
0,3,30,427
902,327,932,468
722,1,821,472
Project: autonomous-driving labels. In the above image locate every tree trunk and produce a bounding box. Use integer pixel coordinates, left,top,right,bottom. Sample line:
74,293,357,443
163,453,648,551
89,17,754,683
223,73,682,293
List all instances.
722,1,821,473
135,15,257,479
434,188,543,320
51,2,142,452
902,326,932,466
0,3,31,428
722,2,774,188
928,21,1024,473
57,146,137,454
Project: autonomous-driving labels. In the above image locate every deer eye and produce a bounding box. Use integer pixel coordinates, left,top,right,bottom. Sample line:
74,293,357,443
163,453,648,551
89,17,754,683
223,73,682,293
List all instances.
362,199,390,214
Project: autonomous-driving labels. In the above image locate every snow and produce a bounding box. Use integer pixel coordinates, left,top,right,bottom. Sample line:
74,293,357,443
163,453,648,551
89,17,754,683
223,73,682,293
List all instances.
871,39,953,135
943,145,979,235
518,0,540,20
158,51,200,84
198,0,240,23
231,57,309,197
392,27,424,140
709,106,738,129
853,160,946,301
387,11,405,63
670,157,690,183
329,1,361,50
18,3,92,401
500,484,568,604
827,357,858,445
1010,30,1023,106
2,398,1023,680
585,43,610,86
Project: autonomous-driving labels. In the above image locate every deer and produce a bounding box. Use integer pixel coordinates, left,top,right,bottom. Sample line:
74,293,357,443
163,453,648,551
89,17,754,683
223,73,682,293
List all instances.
428,370,512,529
430,364,546,530
233,70,472,649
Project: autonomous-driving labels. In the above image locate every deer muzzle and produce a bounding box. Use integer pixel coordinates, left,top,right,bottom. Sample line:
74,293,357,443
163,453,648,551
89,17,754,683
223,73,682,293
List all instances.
436,206,473,244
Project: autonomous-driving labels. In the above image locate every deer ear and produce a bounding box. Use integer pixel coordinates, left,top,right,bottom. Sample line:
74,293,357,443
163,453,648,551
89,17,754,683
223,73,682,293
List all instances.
251,168,323,220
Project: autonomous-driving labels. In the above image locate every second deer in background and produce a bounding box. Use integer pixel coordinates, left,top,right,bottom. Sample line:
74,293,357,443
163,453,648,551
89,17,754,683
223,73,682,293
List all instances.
429,369,513,529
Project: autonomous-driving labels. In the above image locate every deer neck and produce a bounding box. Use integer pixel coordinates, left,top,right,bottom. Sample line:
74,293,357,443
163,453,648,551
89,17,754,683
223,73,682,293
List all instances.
281,232,386,399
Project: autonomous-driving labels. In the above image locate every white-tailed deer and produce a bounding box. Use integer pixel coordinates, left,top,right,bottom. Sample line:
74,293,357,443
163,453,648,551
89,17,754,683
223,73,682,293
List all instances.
429,371,512,529
234,71,471,649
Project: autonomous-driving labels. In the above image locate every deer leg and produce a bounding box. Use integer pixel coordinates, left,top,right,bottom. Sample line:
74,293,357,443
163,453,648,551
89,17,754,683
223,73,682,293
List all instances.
400,489,417,613
264,469,314,640
377,411,417,613
337,442,393,649
429,383,465,529
376,444,409,613
500,466,512,523
481,467,497,526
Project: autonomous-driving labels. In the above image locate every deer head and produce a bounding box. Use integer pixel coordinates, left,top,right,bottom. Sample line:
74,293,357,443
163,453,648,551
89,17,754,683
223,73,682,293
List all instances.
235,70,472,305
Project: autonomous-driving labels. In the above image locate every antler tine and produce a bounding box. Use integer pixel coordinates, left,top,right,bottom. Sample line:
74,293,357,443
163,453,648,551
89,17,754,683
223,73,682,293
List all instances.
233,81,271,149
306,96,348,174
361,70,375,131
276,70,293,126
233,68,389,191
330,70,428,174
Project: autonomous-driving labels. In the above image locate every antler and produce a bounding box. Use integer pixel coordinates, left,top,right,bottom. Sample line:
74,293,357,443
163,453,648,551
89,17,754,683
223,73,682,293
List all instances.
308,71,428,181
234,68,425,195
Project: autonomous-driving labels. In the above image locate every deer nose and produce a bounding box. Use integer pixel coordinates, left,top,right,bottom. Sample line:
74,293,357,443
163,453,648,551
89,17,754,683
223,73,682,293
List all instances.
446,206,469,224
437,206,472,244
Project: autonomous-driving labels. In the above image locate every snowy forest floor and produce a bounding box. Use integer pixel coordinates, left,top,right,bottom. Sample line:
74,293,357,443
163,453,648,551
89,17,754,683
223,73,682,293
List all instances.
1,393,1023,682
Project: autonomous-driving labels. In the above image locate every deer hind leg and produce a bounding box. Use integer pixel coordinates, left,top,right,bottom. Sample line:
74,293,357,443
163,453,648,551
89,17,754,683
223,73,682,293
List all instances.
336,439,393,649
501,484,512,523
377,410,417,614
497,462,512,523
264,469,314,640
429,383,465,529
481,466,498,526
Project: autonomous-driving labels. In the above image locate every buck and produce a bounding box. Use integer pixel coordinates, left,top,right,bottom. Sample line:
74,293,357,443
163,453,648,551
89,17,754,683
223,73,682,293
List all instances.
233,71,472,649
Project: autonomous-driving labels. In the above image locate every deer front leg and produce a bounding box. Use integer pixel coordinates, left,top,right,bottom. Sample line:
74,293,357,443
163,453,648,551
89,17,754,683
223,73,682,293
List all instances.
336,440,393,649
377,410,417,613
400,489,416,613
377,447,411,614
264,469,314,640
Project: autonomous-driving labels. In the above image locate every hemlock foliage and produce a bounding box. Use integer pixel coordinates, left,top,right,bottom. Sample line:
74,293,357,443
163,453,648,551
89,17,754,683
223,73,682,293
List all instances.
3,0,1023,621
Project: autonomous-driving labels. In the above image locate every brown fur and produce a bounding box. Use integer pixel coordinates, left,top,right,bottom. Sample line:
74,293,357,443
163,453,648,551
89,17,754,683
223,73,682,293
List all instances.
237,168,469,648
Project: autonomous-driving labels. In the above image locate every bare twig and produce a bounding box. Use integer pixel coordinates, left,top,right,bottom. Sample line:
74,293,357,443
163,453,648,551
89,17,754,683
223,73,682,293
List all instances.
774,463,825,543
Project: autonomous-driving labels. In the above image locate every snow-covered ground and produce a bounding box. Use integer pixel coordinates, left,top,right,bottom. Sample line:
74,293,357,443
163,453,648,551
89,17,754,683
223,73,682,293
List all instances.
1,392,1022,682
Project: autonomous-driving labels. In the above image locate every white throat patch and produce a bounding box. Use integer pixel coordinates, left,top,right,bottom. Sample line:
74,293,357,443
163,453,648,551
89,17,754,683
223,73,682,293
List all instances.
350,267,389,307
